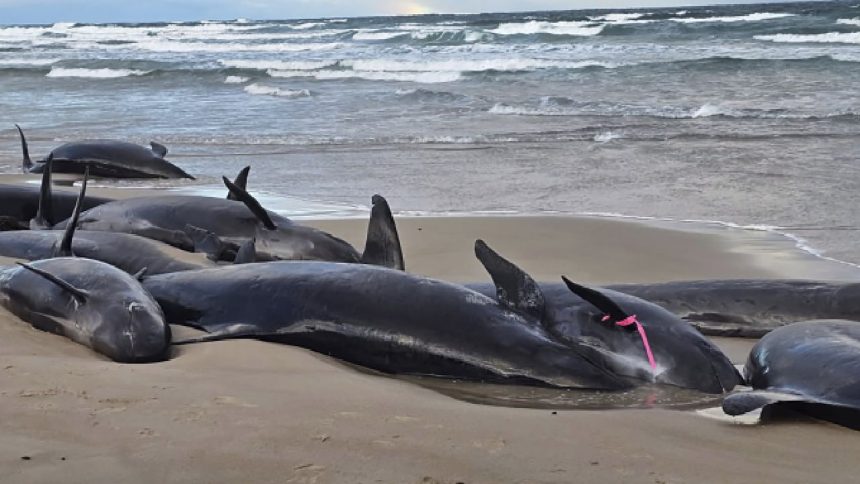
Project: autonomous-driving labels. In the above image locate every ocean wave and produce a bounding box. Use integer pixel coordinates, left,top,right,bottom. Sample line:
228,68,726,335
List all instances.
220,59,337,70
489,20,604,36
268,69,462,83
0,57,59,66
394,88,467,101
593,131,623,143
45,67,150,78
489,99,860,120
129,40,346,53
341,58,613,72
224,75,249,84
671,12,795,23
836,18,860,27
352,31,407,41
755,32,860,44
243,83,311,98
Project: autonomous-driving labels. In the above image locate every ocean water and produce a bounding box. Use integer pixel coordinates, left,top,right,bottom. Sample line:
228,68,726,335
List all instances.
1,1,859,266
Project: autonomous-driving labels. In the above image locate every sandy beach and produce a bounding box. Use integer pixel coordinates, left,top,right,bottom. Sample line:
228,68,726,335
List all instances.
2,179,859,483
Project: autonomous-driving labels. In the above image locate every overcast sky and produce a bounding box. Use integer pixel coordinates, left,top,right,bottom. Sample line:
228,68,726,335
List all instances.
1,0,805,25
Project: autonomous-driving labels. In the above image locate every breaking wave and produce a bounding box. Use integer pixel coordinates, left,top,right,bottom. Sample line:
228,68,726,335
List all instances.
46,67,150,78
243,83,311,98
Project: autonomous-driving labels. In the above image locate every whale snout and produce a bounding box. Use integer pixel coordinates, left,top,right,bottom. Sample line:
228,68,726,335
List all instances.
91,299,170,363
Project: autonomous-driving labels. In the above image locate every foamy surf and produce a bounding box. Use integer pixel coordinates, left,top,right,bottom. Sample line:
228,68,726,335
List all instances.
755,32,860,44
243,83,311,98
46,67,150,78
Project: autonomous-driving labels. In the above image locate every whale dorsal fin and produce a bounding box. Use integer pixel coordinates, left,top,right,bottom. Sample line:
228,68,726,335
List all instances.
227,166,251,201
361,194,405,270
561,276,629,324
30,153,55,230
16,262,89,303
150,141,168,158
222,176,276,230
184,224,225,261
16,124,33,172
55,166,89,257
474,239,545,322
234,238,256,264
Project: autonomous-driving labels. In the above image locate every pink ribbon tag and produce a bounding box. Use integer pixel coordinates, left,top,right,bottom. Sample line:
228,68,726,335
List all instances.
602,314,657,372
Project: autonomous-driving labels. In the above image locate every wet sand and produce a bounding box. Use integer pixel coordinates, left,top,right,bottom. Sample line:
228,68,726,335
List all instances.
1,182,859,483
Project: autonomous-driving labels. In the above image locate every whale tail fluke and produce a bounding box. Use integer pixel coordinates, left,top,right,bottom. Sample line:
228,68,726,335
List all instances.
29,154,55,230
227,166,251,201
222,176,276,230
15,124,33,173
360,194,405,271
55,165,89,257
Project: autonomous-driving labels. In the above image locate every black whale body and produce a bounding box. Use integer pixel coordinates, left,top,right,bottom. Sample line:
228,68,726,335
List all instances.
722,320,860,430
605,279,860,337
143,261,635,390
17,125,194,179
0,257,170,363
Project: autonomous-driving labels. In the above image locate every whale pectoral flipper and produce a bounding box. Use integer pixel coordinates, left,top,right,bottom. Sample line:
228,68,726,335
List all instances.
16,262,89,302
474,239,545,322
360,194,405,270
184,224,225,261
227,166,251,200
222,176,276,230
171,323,262,345
150,141,168,158
722,390,806,416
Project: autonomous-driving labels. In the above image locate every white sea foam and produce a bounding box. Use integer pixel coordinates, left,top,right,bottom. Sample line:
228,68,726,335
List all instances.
755,32,860,44
836,17,860,26
131,40,345,53
489,20,604,36
224,75,249,84
590,13,645,22
593,131,622,143
289,22,325,30
691,103,731,118
342,58,612,72
268,69,462,83
46,67,150,78
243,83,311,98
221,59,337,70
353,31,406,40
672,12,794,23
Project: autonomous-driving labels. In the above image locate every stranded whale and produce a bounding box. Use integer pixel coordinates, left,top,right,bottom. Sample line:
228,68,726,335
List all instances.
56,177,403,267
722,320,860,430
605,279,860,337
16,124,194,179
0,171,169,362
466,241,741,393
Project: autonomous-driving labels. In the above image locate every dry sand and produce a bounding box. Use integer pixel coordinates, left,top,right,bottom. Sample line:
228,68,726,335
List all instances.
2,182,859,483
